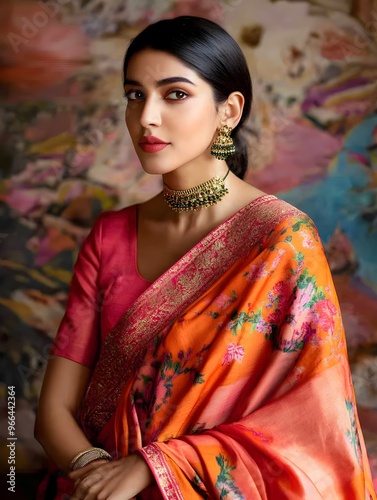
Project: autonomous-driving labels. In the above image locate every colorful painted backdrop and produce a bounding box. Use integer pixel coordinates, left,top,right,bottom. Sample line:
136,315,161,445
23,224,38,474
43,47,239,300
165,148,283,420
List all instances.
0,0,376,492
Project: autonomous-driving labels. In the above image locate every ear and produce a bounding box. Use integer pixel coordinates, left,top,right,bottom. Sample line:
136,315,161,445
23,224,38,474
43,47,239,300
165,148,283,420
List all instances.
218,91,245,129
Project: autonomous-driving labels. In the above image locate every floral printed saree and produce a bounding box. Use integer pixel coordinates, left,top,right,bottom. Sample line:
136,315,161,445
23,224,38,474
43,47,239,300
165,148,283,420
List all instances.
78,195,375,499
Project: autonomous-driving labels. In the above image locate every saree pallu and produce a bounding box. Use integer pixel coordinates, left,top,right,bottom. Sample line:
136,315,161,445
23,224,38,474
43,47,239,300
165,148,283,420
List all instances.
80,195,375,499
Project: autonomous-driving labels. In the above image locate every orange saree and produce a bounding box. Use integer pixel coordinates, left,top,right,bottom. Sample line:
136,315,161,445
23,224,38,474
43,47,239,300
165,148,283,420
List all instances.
79,195,375,499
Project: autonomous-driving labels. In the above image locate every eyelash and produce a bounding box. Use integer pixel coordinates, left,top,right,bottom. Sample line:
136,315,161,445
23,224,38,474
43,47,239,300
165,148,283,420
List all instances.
123,90,143,101
123,90,189,102
167,90,189,100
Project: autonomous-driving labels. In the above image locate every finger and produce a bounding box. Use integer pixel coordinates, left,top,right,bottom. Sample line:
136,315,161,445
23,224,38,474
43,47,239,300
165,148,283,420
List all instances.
74,462,124,499
74,470,105,500
68,459,109,480
99,471,139,500
92,471,129,500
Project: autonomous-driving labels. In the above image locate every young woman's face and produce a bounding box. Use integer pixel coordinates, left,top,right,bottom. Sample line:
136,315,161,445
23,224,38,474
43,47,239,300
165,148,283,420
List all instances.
124,49,221,176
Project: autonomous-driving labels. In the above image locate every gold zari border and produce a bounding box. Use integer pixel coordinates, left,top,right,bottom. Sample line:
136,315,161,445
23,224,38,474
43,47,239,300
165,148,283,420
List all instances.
139,444,185,500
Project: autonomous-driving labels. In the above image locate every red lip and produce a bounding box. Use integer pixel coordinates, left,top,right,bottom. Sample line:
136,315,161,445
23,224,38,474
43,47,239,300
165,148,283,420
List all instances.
139,143,169,153
138,136,169,145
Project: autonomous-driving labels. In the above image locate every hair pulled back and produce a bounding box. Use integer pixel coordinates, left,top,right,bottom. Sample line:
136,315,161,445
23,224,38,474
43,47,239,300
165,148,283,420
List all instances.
123,16,252,179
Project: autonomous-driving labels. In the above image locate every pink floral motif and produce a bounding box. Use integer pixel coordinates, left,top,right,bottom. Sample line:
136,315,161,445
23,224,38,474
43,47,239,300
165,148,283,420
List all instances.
267,310,284,325
273,280,293,297
270,248,286,270
314,299,338,334
222,343,245,366
290,282,314,318
278,320,317,352
299,230,315,248
256,317,272,337
267,280,294,324
246,261,269,283
214,292,236,310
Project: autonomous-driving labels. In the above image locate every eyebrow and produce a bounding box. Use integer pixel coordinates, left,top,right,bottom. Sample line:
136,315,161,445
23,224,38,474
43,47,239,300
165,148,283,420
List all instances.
123,76,196,87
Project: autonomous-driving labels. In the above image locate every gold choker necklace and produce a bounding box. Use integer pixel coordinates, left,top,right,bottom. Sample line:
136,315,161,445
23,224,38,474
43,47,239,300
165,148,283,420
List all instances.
163,169,230,213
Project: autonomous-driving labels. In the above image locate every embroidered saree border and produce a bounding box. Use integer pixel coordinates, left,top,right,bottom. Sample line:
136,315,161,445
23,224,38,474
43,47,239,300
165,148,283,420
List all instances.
80,195,302,435
139,443,185,500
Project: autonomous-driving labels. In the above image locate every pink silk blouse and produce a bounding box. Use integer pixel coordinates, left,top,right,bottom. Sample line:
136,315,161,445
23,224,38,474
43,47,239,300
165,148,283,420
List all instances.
49,206,151,368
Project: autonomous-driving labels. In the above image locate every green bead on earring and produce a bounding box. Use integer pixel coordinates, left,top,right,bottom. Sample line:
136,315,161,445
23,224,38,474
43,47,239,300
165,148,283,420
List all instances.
210,124,236,160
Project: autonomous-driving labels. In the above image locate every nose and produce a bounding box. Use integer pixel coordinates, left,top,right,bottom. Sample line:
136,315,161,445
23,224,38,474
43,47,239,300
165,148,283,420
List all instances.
139,95,162,128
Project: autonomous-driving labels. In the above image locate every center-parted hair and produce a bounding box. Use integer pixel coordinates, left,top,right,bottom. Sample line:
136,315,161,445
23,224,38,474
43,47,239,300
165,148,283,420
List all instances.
123,16,253,179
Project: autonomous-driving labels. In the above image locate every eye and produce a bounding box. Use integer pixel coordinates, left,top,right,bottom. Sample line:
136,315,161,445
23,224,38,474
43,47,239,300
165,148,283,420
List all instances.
166,90,188,101
124,90,144,101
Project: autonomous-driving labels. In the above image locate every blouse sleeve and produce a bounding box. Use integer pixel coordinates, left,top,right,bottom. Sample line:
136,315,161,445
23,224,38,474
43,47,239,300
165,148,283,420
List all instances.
49,214,104,368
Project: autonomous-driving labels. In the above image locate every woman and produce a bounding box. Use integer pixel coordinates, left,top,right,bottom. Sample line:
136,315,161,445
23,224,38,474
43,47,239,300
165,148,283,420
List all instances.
35,16,376,499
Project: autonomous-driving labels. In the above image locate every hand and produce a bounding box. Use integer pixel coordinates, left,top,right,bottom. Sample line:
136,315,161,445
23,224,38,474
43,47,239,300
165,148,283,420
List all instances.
68,453,154,499
68,459,110,481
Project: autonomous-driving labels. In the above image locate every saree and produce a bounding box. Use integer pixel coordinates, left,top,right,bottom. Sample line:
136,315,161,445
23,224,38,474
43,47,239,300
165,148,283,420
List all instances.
62,196,376,498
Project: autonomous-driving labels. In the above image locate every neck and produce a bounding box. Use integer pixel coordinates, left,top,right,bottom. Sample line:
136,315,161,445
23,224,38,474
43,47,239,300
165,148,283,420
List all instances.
162,161,228,191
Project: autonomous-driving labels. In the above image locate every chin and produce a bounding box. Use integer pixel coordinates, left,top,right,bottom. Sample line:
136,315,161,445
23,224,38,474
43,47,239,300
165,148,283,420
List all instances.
137,155,177,176
138,161,173,176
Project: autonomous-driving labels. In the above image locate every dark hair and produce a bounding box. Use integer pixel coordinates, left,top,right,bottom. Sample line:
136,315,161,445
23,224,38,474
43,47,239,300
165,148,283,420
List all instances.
123,16,253,179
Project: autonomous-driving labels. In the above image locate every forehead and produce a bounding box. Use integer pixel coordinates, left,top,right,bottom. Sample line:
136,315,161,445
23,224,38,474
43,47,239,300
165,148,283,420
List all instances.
125,49,201,85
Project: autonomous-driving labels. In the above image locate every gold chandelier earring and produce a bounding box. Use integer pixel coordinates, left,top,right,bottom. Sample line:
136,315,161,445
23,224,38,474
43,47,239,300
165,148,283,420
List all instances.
210,124,236,160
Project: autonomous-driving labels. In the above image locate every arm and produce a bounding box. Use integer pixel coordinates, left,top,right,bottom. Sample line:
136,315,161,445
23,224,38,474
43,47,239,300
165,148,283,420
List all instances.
34,356,95,472
35,210,155,498
35,214,106,472
35,343,153,498
68,453,154,499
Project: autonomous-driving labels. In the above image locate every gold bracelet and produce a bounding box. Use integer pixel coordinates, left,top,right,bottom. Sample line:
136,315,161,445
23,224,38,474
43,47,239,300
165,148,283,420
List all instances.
69,447,112,472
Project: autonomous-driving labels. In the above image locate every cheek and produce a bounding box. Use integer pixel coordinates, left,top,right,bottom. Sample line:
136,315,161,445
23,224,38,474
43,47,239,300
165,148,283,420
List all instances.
176,103,217,136
125,111,139,141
